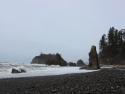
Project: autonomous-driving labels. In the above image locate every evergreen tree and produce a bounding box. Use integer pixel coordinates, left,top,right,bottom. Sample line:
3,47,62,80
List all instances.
108,27,115,46
99,27,125,64
118,31,123,47
122,30,125,42
121,42,125,56
114,30,118,46
99,34,107,51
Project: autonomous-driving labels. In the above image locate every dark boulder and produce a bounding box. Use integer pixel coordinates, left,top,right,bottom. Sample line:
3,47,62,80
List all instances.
12,68,21,73
20,69,26,73
12,68,26,73
87,45,100,70
46,53,67,66
77,59,86,66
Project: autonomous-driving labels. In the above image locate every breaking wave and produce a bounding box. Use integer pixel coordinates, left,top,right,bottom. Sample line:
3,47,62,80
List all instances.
0,62,98,79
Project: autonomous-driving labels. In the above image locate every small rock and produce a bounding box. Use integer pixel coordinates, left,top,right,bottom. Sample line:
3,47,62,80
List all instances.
111,87,114,89
12,68,26,73
51,90,57,93
12,68,21,73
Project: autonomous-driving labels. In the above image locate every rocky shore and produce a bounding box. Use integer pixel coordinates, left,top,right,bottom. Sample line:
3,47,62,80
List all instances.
0,68,125,94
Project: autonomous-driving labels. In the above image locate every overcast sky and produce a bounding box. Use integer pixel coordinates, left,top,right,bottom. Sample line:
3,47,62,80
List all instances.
0,0,125,64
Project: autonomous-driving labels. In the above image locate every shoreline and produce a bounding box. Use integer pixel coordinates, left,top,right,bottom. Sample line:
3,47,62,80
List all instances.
0,69,99,80
100,64,125,67
0,66,98,79
0,68,125,93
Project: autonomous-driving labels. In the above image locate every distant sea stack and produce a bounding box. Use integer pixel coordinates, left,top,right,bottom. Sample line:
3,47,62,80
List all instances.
31,53,56,64
88,45,100,70
77,59,86,66
78,60,87,69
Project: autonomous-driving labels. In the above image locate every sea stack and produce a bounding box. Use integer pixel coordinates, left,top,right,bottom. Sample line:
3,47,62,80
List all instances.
88,45,100,70
77,59,86,66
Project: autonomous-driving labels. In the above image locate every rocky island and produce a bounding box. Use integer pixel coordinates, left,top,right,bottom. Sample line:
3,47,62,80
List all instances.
31,53,67,66
31,53,56,64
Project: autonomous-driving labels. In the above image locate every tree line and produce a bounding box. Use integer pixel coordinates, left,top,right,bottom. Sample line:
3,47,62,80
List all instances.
99,27,125,58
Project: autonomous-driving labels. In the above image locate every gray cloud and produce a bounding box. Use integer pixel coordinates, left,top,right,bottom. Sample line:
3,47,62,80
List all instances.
0,0,125,63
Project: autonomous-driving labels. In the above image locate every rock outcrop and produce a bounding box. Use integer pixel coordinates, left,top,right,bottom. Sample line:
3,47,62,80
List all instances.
46,53,67,66
77,59,86,66
68,62,76,66
12,68,26,73
88,45,100,70
31,53,56,64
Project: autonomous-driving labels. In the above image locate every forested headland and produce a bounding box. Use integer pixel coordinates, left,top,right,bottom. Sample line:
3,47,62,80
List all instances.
99,27,125,65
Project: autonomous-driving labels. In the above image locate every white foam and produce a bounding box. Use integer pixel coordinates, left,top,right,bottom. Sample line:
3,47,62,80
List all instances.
0,62,99,79
100,66,113,69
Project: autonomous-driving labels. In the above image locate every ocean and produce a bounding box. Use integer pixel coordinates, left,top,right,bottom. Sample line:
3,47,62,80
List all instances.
0,62,106,79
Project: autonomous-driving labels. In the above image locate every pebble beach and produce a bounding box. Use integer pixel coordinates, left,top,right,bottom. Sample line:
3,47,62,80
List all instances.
0,67,125,94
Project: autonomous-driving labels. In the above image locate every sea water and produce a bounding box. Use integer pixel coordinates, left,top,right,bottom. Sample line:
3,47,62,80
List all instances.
0,62,107,79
